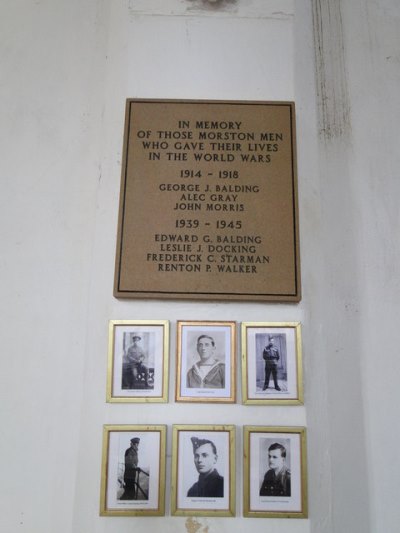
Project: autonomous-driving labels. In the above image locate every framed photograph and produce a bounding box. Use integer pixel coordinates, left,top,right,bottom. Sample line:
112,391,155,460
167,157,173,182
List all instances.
175,320,236,403
107,320,169,402
100,425,166,516
171,425,235,517
243,426,307,518
241,322,303,405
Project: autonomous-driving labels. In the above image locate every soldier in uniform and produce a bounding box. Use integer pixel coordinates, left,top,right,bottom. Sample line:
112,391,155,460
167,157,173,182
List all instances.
187,437,224,498
259,442,291,497
122,334,150,388
262,335,281,391
121,437,140,500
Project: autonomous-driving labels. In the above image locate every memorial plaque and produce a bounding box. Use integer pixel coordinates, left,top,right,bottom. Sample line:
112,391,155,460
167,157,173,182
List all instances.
114,99,300,301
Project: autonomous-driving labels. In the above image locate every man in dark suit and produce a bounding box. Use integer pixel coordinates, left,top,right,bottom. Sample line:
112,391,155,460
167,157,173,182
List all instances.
187,437,224,498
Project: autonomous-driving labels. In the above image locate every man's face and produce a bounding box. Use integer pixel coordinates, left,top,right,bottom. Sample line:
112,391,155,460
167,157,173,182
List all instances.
268,449,285,472
194,443,217,474
131,442,139,451
197,337,215,362
269,337,275,345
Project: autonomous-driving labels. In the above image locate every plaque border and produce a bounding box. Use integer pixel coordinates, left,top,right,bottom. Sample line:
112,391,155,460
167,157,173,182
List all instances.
114,99,301,302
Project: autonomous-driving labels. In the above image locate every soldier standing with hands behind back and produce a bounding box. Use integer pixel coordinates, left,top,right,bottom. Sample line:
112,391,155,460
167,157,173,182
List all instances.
262,335,281,391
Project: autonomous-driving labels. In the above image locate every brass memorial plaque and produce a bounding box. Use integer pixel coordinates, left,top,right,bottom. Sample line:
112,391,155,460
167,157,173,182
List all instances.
114,99,300,301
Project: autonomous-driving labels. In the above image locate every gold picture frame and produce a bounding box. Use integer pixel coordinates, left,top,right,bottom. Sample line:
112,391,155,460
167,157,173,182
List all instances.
175,320,236,403
171,424,236,517
241,322,303,405
100,425,166,516
107,320,169,403
243,426,308,518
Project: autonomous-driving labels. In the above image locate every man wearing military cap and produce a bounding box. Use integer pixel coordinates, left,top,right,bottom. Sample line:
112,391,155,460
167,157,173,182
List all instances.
121,437,140,499
262,335,281,391
123,334,150,388
259,442,291,497
187,437,224,497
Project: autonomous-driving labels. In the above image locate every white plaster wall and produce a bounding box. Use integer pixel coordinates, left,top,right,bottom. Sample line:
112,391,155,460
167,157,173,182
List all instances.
337,2,400,531
0,1,107,531
0,1,399,533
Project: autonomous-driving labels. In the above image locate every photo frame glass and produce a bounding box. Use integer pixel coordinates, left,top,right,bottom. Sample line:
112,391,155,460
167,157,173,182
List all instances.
242,323,302,403
172,425,235,516
176,321,235,402
244,427,307,517
100,426,166,516
107,320,168,402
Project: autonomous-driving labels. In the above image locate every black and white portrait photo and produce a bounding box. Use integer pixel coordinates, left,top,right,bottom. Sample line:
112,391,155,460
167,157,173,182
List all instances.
122,332,153,391
244,426,307,518
119,435,150,501
187,436,224,498
259,438,291,497
176,321,236,403
241,322,303,405
100,425,166,516
256,333,287,393
107,320,169,402
172,425,235,516
186,333,226,389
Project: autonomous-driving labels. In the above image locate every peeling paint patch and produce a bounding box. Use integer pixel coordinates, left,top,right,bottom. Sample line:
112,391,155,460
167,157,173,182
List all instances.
128,0,294,19
186,0,238,14
312,0,351,139
185,516,209,533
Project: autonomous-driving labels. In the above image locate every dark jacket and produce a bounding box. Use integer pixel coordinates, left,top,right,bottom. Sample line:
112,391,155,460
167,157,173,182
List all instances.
187,469,224,498
263,345,280,366
259,466,291,497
